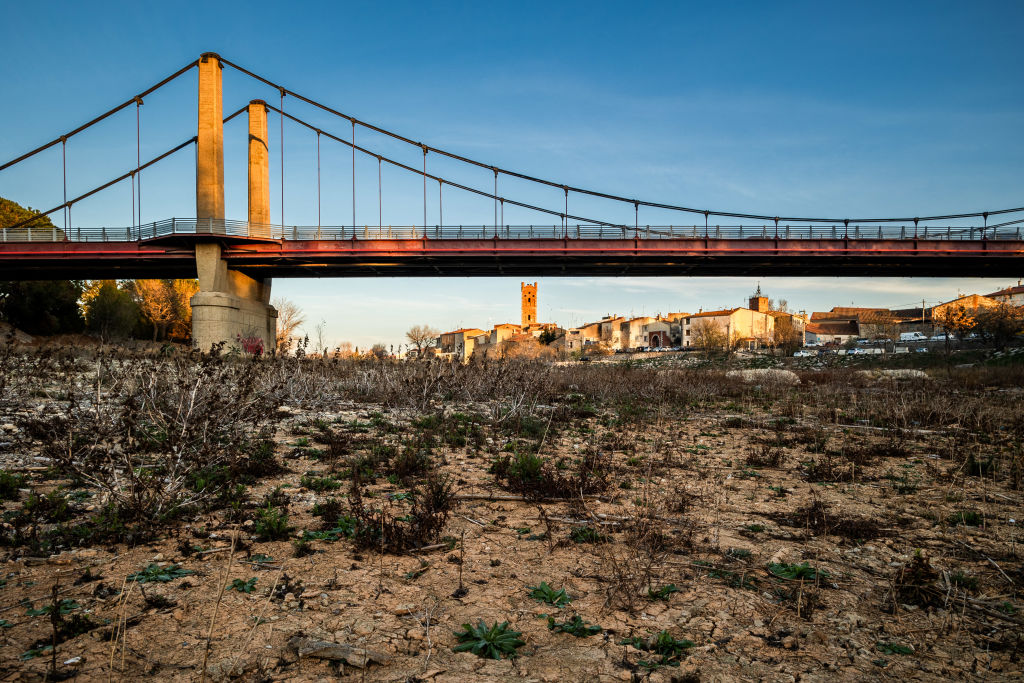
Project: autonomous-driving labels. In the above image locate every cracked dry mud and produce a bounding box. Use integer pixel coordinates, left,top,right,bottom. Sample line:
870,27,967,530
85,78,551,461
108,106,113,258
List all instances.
0,357,1022,682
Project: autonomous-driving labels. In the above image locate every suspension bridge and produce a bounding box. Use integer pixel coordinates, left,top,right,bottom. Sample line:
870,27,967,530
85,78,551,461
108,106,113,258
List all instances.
1,53,1021,350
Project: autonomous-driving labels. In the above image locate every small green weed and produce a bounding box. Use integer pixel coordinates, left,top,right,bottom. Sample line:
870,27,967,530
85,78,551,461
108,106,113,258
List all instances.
950,571,979,591
768,562,829,580
302,515,358,542
26,599,79,616
569,526,609,544
620,630,695,669
948,510,983,526
228,577,258,593
20,645,53,660
127,564,195,584
547,615,602,637
528,581,572,607
876,641,913,655
452,620,525,659
404,563,430,580
647,584,679,601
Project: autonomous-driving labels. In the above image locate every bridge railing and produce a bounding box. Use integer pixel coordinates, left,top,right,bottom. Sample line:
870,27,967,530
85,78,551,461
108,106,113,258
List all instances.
2,219,1021,243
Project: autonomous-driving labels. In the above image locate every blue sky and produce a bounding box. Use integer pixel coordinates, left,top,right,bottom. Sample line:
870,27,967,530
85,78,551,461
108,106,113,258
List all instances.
2,1,1022,348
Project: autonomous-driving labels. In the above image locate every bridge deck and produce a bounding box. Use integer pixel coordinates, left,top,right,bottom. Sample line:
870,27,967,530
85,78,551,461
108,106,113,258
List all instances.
2,236,1020,279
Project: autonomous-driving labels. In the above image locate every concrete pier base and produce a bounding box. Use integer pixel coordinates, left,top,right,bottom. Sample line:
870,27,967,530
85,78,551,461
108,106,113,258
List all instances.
191,243,277,353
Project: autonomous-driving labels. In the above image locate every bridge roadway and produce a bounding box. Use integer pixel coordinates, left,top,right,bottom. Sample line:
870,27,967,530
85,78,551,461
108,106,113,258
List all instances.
2,231,1021,279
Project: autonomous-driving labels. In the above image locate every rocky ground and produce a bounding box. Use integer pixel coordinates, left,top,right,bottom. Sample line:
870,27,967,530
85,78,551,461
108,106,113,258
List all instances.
0,356,1021,681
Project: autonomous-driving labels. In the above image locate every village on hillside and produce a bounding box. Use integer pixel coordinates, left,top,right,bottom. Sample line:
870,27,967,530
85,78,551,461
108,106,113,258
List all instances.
433,281,1024,361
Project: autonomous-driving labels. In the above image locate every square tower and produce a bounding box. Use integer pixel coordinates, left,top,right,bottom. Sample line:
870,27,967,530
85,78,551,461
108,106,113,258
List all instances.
521,282,537,326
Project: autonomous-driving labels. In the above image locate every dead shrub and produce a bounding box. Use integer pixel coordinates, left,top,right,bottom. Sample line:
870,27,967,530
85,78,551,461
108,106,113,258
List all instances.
489,450,610,500
776,497,892,540
889,552,940,611
17,355,284,526
346,470,454,553
746,444,784,468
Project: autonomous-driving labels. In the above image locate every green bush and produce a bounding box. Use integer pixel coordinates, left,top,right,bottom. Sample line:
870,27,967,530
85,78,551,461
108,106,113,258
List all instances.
0,470,27,500
254,505,290,541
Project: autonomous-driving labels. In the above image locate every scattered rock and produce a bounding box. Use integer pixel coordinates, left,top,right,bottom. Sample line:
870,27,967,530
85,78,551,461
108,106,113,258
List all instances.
288,636,393,667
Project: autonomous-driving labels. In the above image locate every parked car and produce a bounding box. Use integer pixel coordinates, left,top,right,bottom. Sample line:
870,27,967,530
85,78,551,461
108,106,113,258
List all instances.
900,331,928,342
929,333,955,342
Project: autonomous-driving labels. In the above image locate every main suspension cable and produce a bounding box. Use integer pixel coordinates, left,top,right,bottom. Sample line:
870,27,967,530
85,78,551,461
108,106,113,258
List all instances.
0,59,198,172
262,104,615,226
4,104,246,233
218,56,1023,225
3,137,198,232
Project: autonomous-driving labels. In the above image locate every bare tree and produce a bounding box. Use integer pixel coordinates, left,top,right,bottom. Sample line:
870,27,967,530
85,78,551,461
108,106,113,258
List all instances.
773,315,804,356
934,304,976,353
691,318,728,357
406,324,439,357
333,341,355,358
272,297,305,352
975,303,1024,350
875,321,901,354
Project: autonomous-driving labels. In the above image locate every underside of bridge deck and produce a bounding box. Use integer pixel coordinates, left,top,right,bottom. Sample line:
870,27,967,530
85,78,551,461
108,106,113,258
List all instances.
0,237,1020,279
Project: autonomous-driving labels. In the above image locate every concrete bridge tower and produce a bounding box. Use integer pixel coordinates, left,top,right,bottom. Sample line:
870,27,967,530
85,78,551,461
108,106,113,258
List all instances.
189,53,277,353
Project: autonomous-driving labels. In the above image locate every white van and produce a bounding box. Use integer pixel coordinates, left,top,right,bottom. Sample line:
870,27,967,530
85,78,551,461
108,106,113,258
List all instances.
900,332,927,342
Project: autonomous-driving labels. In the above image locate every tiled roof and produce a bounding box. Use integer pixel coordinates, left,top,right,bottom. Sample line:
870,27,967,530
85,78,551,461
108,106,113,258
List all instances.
985,285,1024,298
442,328,484,335
689,308,738,318
812,308,899,323
806,321,858,335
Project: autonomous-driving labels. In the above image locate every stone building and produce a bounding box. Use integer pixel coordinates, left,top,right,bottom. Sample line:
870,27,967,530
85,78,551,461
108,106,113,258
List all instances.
985,282,1024,306
683,307,776,349
521,282,537,326
436,328,485,362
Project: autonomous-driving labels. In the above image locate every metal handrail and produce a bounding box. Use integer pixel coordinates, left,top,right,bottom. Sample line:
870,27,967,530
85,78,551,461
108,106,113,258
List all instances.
1,218,1021,243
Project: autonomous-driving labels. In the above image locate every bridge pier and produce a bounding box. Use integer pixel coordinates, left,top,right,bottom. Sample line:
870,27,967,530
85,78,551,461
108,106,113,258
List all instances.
190,54,277,353
191,243,277,353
